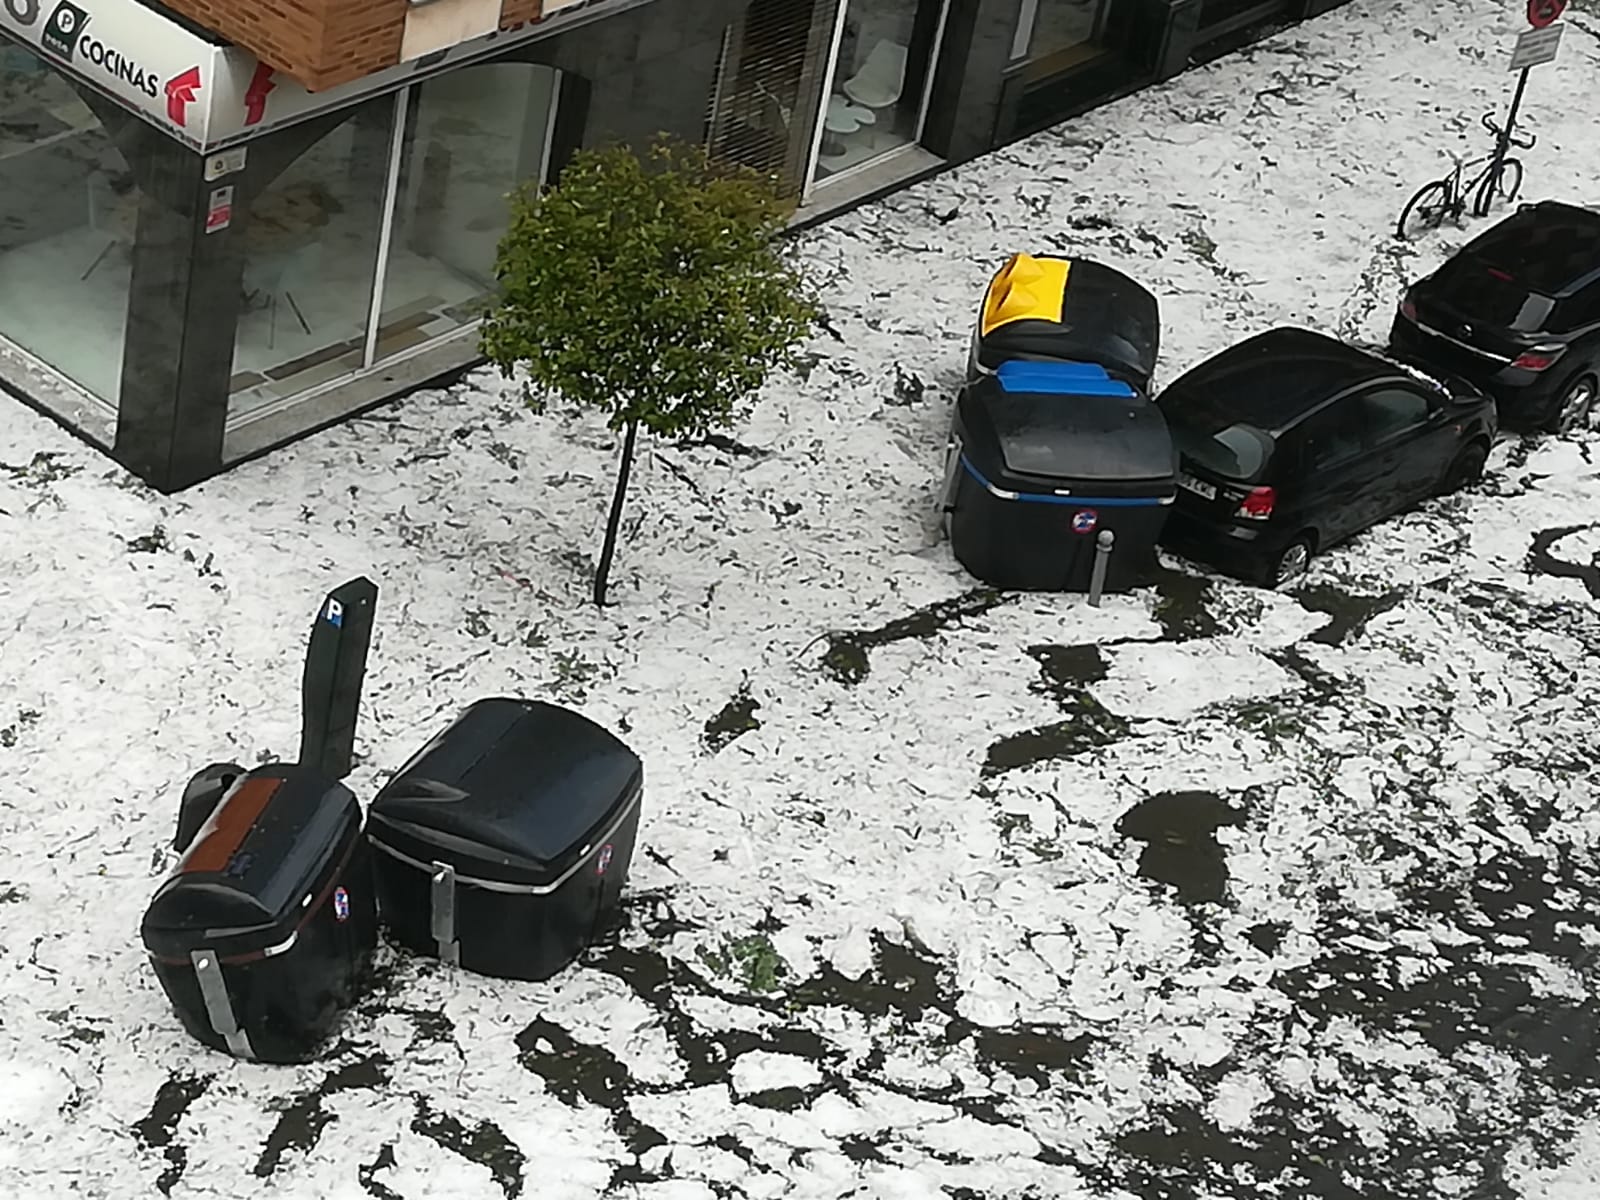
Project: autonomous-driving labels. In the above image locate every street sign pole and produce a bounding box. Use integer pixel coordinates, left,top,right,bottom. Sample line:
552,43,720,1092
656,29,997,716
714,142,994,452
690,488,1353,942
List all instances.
1474,18,1565,218
1475,66,1530,218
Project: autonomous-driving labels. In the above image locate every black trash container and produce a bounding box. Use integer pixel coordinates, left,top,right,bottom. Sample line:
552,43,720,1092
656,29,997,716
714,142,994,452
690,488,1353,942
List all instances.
141,764,378,1063
941,360,1177,592
366,698,643,982
968,253,1161,391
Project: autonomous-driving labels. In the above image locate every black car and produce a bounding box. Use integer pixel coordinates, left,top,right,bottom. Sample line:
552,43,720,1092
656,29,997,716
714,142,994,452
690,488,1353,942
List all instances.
1156,328,1497,586
1390,200,1600,434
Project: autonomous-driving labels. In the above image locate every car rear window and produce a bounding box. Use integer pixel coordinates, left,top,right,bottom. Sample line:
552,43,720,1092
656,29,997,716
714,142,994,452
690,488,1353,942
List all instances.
1433,257,1555,332
1166,418,1275,483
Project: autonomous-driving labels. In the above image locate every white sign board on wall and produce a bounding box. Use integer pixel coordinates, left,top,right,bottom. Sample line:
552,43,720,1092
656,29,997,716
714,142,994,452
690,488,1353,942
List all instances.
0,0,218,145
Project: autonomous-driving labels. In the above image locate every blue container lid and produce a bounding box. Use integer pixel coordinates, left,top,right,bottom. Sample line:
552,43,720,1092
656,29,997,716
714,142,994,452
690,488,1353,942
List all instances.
995,359,1136,399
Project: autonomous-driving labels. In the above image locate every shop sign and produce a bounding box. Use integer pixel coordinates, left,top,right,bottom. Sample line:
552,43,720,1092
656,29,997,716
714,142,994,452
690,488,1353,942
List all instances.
202,0,645,148
0,0,217,144
4,0,637,151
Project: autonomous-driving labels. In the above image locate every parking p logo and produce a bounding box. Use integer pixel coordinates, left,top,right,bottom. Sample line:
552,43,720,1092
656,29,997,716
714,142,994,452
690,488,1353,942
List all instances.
40,0,88,60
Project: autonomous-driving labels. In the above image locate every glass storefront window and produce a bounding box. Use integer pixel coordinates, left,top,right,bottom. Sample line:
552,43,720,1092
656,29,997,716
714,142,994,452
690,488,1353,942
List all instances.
707,0,840,197
814,0,948,183
1014,0,1110,74
377,62,557,365
228,97,392,423
0,43,135,407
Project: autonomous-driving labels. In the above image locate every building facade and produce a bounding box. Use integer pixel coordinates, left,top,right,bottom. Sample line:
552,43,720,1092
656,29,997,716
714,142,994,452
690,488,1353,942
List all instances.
0,0,1345,490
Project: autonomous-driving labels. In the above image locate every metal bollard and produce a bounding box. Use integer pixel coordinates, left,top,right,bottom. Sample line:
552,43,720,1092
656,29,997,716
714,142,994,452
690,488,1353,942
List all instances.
1087,529,1115,607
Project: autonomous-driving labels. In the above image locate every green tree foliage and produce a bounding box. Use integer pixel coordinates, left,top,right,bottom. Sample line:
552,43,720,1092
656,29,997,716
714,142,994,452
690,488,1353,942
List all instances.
482,139,820,605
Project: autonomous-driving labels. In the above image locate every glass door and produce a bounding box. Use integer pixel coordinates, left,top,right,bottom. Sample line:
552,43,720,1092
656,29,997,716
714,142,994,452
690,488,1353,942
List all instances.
811,0,950,184
226,97,392,423
226,62,560,425
374,62,560,364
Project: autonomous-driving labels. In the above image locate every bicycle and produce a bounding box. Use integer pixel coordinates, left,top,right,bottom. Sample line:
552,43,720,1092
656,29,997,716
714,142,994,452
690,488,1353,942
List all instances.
1396,113,1536,241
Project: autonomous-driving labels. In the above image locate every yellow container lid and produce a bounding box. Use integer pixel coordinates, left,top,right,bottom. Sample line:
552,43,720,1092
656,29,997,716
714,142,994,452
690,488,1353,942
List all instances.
980,253,1070,338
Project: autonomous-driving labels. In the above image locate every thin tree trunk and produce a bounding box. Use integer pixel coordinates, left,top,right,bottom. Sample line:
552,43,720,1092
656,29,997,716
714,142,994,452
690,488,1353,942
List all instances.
593,419,640,607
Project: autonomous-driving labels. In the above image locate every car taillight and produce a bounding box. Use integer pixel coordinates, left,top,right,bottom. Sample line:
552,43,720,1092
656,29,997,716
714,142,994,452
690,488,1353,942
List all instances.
1399,296,1418,322
1236,486,1276,520
1510,344,1567,372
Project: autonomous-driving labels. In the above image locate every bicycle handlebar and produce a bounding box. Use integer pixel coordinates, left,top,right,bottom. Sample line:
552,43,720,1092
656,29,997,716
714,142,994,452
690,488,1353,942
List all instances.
1482,111,1537,149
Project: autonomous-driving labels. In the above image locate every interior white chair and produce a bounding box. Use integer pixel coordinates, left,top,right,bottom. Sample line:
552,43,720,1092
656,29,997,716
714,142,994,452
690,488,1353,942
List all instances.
244,242,320,349
841,39,908,110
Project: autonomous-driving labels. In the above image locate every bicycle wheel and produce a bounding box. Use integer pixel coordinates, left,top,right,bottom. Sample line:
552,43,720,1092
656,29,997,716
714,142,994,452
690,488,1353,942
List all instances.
1472,158,1524,217
1398,180,1453,241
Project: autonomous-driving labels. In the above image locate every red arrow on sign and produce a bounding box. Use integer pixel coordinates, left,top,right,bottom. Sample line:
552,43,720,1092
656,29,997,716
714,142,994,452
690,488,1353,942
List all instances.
164,66,202,127
1528,0,1565,29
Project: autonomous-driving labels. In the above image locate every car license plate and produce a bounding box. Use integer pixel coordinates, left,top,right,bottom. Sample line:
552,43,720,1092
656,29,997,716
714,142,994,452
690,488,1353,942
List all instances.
1178,473,1216,500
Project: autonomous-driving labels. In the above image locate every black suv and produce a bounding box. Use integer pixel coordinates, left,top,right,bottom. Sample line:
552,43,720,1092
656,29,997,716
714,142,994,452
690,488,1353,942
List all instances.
1158,328,1497,586
1390,200,1600,434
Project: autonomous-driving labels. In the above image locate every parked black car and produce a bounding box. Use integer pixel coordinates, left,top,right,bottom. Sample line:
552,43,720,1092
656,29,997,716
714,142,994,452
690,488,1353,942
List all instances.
1390,200,1600,434
1156,328,1497,586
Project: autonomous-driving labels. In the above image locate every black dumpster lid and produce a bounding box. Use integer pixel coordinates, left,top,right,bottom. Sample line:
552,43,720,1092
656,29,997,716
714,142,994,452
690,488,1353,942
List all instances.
368,698,642,887
961,363,1175,484
977,256,1160,384
141,764,359,960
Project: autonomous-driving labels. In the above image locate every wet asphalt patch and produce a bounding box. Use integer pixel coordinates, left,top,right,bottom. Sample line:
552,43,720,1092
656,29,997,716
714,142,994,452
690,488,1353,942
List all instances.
1117,790,1247,906
132,1073,211,1196
816,588,1012,684
1528,523,1600,599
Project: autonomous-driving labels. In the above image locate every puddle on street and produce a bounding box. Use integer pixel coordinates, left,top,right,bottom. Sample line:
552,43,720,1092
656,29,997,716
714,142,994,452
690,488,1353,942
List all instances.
1116,791,1245,905
788,934,947,1020
410,1099,526,1199
1293,582,1406,646
359,1144,401,1200
1150,569,1223,642
982,697,1129,775
971,1026,1096,1087
982,643,1126,775
819,588,1011,684
1528,523,1600,599
1026,643,1109,699
701,683,761,754
133,1073,211,1195
254,1055,388,1179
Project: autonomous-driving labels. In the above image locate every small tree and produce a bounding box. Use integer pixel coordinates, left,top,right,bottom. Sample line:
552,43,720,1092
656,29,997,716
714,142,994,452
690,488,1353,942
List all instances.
482,138,820,607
